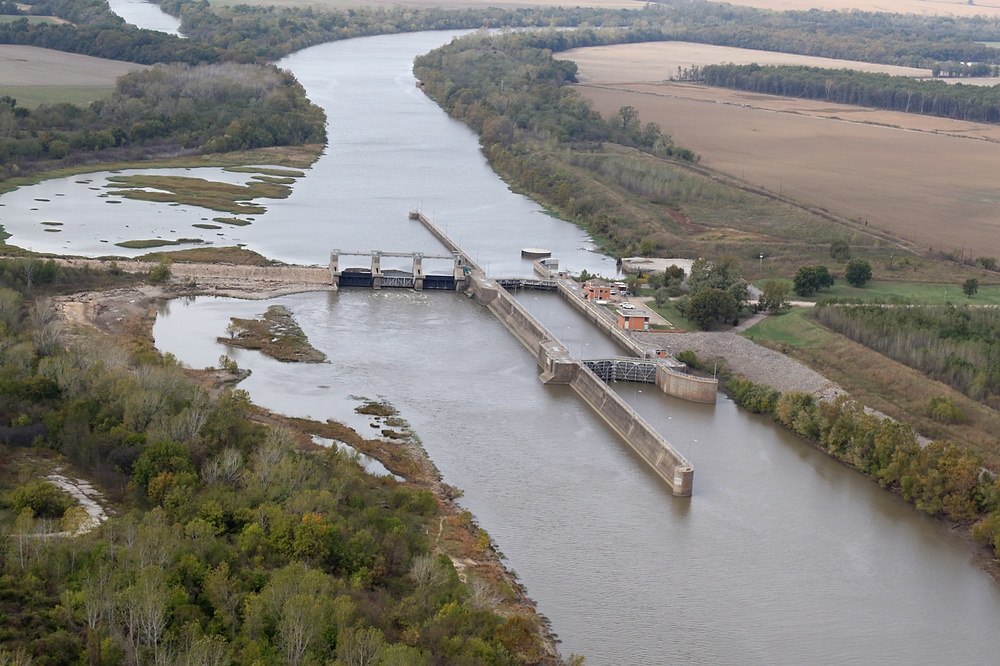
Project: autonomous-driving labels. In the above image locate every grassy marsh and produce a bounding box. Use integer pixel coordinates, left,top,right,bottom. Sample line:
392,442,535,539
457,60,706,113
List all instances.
106,175,292,215
115,238,205,249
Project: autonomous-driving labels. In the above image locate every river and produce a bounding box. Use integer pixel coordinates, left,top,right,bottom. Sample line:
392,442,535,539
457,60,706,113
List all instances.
6,17,1000,664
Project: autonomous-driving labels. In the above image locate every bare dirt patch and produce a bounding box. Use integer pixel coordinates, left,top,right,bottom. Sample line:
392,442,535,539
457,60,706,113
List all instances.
0,45,144,87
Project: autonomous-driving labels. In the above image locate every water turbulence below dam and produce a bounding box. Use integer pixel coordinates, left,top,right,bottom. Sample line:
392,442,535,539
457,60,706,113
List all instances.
155,289,1000,664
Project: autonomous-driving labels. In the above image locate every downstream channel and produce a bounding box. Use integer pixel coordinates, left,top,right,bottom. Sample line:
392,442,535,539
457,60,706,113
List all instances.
5,16,1000,663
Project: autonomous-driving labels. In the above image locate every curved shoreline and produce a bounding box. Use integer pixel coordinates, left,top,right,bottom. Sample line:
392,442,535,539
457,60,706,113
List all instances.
53,273,566,663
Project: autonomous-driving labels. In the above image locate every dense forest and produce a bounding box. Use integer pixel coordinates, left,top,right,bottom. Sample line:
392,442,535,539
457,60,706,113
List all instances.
697,64,1000,124
0,263,555,665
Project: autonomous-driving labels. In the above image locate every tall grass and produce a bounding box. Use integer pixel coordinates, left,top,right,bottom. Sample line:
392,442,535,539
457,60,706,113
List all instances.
567,153,748,205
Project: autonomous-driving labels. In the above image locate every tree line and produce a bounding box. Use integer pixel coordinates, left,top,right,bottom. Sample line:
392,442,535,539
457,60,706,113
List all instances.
814,303,1000,408
0,0,224,65
485,1,1000,70
0,62,326,181
714,367,1000,555
413,30,698,256
721,363,1000,577
697,63,1000,124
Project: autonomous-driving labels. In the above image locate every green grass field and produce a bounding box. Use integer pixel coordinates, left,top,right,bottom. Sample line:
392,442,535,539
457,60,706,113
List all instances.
740,307,828,348
754,278,1000,304
0,85,116,108
0,16,63,25
644,299,698,331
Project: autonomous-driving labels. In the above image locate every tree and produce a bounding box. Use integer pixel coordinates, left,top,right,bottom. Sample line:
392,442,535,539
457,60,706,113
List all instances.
963,277,979,297
793,265,834,296
617,105,638,131
10,479,73,519
845,258,872,287
686,288,737,330
337,626,387,666
830,239,851,262
758,280,790,313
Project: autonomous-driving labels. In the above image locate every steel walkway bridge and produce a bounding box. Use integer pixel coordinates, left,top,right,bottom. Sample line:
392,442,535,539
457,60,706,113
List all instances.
582,358,661,384
495,277,558,292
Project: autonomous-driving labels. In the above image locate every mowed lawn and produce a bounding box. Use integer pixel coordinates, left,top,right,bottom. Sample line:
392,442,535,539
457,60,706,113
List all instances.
753,278,1000,304
566,42,1000,262
0,45,144,107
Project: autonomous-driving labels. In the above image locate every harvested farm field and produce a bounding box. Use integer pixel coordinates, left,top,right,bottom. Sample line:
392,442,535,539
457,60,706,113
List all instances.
0,45,145,107
566,42,1000,259
692,0,1000,18
0,45,144,86
564,42,933,83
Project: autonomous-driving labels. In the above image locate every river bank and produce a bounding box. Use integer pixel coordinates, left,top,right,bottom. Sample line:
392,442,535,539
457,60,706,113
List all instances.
52,271,566,664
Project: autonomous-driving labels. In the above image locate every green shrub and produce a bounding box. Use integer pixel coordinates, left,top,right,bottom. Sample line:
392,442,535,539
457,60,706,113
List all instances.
675,349,700,369
148,259,172,284
725,377,779,415
926,396,966,424
9,479,74,519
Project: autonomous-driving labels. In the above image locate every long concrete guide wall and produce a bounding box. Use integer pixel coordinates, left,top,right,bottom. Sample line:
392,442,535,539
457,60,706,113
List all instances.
467,272,694,496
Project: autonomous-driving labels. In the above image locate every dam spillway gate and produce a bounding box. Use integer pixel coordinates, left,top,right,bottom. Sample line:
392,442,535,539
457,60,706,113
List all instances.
330,250,468,291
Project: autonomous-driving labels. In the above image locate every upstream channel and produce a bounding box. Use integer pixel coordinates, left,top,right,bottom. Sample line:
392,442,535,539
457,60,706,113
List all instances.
4,19,1000,663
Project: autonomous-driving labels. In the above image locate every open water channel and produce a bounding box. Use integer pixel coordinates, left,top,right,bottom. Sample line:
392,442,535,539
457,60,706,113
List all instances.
3,18,1000,663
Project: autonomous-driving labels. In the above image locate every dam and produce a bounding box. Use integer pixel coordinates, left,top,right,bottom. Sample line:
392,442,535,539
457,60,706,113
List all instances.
370,211,711,497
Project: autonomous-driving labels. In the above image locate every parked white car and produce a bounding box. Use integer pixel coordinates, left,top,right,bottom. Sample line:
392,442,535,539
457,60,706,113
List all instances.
620,302,635,309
